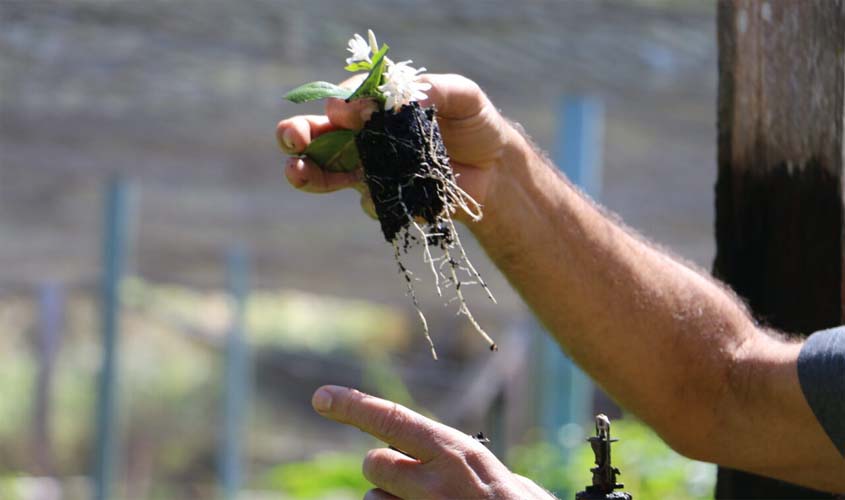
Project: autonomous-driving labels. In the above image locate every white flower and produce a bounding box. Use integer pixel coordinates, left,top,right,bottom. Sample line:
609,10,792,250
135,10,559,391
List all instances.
378,60,432,112
346,33,371,65
367,29,378,55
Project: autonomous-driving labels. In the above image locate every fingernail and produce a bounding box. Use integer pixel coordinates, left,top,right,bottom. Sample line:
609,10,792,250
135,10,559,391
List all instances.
286,157,302,170
288,158,308,188
313,387,333,413
282,129,296,152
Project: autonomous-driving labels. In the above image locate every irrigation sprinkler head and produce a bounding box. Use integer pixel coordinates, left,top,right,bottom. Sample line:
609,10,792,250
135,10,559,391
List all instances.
575,414,632,500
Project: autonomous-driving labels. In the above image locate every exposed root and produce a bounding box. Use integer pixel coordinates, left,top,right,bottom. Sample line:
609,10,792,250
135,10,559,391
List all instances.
393,240,438,360
399,183,442,297
442,241,498,351
358,102,498,358
444,216,496,305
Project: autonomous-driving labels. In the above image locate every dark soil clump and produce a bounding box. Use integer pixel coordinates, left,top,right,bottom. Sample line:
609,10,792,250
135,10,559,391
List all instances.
354,101,497,357
356,102,453,244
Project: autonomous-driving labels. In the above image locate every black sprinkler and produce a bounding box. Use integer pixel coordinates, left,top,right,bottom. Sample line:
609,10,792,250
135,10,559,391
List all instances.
575,414,632,500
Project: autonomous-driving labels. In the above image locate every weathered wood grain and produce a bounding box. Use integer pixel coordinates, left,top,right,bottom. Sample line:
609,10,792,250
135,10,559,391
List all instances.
715,1,844,498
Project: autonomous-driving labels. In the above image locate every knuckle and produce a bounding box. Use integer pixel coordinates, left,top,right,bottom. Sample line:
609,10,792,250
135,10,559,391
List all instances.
325,96,342,109
427,444,496,498
432,446,464,469
462,437,498,470
450,73,481,93
374,402,407,439
324,99,344,119
460,445,490,469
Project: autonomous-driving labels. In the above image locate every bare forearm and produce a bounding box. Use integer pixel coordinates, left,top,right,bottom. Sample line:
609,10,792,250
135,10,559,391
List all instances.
472,128,757,457
280,75,843,490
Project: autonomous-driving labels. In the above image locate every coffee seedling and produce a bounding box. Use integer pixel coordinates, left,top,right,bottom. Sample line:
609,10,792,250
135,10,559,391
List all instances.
284,31,496,359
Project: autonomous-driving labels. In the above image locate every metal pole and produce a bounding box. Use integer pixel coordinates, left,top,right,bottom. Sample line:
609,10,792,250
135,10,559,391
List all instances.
93,178,130,500
538,96,604,452
219,245,250,500
34,282,63,475
558,98,604,199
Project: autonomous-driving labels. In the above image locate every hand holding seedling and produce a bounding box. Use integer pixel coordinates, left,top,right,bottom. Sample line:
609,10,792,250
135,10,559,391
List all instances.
311,385,555,500
279,31,524,357
278,74,512,215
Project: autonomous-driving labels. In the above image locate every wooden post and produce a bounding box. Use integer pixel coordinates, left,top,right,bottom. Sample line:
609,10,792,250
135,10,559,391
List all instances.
714,1,844,498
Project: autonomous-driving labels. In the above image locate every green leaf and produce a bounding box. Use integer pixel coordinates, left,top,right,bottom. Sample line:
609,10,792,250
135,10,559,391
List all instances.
303,130,360,172
344,61,372,72
283,81,353,103
349,44,389,101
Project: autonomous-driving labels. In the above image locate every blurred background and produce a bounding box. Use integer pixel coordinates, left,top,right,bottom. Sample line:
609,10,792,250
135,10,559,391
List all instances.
1,0,720,498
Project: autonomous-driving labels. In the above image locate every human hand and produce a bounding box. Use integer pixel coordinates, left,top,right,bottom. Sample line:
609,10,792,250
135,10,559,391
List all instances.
311,385,555,500
276,74,520,221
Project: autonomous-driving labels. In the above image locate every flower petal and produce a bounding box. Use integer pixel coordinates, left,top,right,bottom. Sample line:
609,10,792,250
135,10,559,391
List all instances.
367,29,378,55
346,33,371,64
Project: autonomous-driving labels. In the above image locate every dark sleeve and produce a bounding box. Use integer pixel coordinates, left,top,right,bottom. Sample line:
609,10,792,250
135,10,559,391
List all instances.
797,326,845,458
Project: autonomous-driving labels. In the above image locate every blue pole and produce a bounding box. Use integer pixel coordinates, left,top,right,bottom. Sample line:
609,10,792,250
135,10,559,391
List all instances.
93,178,130,500
539,96,604,452
558,98,604,200
34,282,63,474
219,246,250,500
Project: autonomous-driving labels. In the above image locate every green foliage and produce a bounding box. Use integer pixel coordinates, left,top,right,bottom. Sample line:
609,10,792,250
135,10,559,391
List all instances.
0,281,418,497
349,44,389,102
246,288,408,354
510,419,716,500
1,282,716,500
0,356,34,441
303,130,360,172
283,43,389,106
284,43,391,175
344,61,372,72
283,81,353,104
0,476,24,500
262,452,372,499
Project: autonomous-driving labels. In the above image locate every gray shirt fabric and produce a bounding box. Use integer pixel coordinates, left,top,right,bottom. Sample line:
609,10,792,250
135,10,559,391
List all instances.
798,326,845,458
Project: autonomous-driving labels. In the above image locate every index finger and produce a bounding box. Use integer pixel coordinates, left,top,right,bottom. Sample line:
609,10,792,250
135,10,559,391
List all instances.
416,73,489,120
312,385,463,462
324,73,490,131
325,74,376,130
